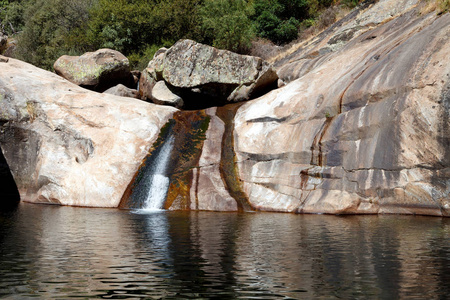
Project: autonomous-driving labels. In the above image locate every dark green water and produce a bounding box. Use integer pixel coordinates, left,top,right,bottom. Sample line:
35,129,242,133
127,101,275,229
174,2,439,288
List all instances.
0,203,449,299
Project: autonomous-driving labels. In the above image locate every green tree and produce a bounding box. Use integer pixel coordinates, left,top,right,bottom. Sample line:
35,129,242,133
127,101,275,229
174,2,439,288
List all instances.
0,0,26,35
252,0,338,44
84,0,156,54
156,0,203,43
200,0,255,53
15,0,95,69
7,0,346,70
252,0,308,44
83,0,202,68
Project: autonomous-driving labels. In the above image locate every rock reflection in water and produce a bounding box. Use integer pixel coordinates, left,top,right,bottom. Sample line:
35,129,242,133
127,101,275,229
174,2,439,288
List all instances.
0,203,448,299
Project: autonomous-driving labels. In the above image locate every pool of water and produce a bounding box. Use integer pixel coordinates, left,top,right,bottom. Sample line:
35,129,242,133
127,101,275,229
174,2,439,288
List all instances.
0,203,448,299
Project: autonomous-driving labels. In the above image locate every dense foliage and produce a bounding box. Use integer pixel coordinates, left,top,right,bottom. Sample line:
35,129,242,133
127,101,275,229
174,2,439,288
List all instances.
0,0,364,70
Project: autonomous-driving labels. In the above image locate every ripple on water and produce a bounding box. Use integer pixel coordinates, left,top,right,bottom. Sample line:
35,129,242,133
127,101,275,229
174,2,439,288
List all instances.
0,203,448,299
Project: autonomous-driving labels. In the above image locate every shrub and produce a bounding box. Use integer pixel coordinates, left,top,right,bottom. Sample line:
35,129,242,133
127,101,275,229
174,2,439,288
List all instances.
274,18,301,43
15,0,95,70
200,0,255,53
0,0,25,35
253,0,307,45
85,0,202,58
316,6,338,29
6,0,350,69
128,44,164,71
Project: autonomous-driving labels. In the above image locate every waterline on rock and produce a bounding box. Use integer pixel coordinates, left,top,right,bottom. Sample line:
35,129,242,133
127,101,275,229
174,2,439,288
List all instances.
132,208,165,214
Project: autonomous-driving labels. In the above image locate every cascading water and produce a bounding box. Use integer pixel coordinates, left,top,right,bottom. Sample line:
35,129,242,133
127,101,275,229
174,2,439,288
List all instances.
119,111,212,211
141,135,175,211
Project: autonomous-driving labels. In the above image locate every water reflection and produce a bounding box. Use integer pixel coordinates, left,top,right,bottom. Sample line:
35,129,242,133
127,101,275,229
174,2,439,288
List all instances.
0,203,448,299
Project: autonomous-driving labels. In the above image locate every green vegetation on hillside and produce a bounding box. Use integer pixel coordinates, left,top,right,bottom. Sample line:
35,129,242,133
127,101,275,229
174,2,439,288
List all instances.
1,0,365,70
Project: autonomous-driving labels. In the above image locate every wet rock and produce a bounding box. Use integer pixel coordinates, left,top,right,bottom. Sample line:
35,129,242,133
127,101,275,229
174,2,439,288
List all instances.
53,49,133,92
189,108,240,211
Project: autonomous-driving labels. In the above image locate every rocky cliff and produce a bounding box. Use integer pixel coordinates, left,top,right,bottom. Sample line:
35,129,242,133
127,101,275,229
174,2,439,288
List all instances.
0,56,176,207
0,0,449,215
230,0,450,216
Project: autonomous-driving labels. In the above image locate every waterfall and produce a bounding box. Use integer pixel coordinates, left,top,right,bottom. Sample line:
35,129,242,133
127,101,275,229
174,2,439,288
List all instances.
141,135,175,211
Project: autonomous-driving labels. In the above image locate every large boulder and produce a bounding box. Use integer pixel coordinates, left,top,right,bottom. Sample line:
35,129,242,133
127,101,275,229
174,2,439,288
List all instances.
0,56,177,207
140,40,278,109
139,49,166,101
53,49,133,92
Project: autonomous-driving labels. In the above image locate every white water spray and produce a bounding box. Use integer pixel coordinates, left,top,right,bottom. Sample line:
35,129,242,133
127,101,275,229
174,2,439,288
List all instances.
142,135,175,211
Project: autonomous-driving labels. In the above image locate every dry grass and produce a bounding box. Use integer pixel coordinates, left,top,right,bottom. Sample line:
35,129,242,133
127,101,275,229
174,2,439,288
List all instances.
420,0,450,15
267,5,353,64
267,0,450,64
249,38,282,60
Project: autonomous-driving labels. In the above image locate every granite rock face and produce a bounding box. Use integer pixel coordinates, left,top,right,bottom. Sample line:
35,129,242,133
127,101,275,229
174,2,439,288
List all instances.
0,56,176,207
231,3,450,216
54,49,133,92
140,40,278,109
276,0,420,85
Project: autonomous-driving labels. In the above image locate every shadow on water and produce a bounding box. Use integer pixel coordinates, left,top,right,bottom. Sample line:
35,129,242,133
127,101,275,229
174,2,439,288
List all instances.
0,147,20,211
0,204,449,299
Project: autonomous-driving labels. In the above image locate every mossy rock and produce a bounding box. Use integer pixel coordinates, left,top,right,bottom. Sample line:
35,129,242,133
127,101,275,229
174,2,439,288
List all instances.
53,49,132,92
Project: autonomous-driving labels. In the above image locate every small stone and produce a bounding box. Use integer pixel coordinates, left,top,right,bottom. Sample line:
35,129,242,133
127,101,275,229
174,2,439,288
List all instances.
151,81,184,108
103,84,139,99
